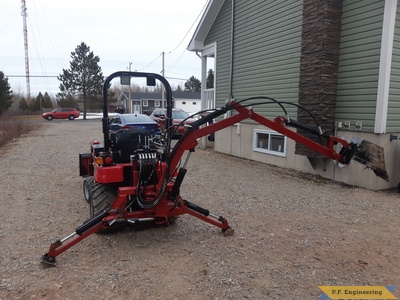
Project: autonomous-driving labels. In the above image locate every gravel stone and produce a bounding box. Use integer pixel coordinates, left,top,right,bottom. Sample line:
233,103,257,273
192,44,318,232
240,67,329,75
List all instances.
0,120,399,299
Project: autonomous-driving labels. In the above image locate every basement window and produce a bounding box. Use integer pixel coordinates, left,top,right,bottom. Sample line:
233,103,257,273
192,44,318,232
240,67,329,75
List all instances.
253,129,286,157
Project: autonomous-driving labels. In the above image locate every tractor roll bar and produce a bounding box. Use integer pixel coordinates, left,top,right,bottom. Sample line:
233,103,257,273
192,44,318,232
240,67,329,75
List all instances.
101,71,173,153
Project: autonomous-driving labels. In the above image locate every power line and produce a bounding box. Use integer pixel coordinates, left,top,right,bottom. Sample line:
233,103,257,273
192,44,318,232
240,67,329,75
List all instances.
165,76,187,81
6,74,188,82
167,0,209,54
137,54,162,71
162,0,208,79
6,75,58,78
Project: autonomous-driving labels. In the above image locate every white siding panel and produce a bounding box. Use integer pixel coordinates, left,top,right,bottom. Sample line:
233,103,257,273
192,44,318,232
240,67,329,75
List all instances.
387,1,400,131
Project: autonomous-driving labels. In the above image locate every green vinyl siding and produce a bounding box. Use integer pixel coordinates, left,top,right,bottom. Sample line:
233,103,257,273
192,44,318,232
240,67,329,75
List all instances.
387,2,400,132
205,0,302,120
205,0,232,104
336,0,384,132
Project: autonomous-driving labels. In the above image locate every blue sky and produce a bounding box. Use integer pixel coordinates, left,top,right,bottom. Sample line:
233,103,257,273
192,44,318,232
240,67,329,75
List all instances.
0,0,208,96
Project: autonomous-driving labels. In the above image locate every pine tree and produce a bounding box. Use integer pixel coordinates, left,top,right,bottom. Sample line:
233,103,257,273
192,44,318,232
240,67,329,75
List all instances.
18,97,29,112
206,69,214,89
57,94,78,108
184,76,201,92
43,92,53,108
31,92,43,112
0,71,13,115
57,42,103,119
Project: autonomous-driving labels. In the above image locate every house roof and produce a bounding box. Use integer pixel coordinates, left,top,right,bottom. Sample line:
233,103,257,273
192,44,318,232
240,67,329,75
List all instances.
120,91,201,101
187,0,225,51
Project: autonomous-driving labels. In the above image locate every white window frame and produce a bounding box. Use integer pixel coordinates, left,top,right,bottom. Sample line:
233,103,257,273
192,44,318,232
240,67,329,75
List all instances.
143,100,148,107
253,129,287,157
155,100,160,107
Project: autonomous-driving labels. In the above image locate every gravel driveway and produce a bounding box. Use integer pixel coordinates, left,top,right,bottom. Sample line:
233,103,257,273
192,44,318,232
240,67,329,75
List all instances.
0,120,399,300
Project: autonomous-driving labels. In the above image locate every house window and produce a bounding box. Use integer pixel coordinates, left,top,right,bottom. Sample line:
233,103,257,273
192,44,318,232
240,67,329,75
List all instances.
143,100,148,107
253,129,286,157
182,101,186,105
155,100,160,107
193,102,196,105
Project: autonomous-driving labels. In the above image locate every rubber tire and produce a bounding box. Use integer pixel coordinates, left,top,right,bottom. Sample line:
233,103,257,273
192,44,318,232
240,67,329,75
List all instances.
46,115,53,121
68,115,75,120
89,182,117,218
83,176,94,204
84,178,119,233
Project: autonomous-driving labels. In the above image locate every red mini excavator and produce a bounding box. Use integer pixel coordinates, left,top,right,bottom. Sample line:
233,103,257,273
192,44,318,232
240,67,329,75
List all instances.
41,71,388,266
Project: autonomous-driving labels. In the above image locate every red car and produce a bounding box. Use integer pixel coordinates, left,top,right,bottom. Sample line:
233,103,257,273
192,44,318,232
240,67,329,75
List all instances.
149,108,197,137
42,108,80,121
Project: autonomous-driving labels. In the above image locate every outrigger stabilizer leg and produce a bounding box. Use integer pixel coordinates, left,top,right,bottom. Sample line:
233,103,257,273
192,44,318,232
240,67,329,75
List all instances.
183,200,234,236
41,198,233,266
41,210,109,267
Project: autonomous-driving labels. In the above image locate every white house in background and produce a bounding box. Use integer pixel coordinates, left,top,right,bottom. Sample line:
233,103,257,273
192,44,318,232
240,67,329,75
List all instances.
173,91,202,115
117,91,201,115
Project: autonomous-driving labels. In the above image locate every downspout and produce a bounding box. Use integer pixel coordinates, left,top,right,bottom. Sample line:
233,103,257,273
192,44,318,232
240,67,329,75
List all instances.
229,0,235,99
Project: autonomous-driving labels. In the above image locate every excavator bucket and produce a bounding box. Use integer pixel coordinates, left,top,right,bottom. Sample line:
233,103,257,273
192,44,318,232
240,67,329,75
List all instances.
352,139,389,182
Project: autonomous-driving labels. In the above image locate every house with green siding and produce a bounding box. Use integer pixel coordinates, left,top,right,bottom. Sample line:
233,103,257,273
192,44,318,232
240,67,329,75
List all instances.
188,0,400,190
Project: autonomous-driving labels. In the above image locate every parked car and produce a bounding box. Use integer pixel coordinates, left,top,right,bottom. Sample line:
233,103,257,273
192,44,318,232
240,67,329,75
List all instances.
42,108,80,121
108,113,161,135
149,108,197,137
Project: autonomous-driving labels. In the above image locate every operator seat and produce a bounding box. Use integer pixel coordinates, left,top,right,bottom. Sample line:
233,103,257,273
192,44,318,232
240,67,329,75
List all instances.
111,128,151,163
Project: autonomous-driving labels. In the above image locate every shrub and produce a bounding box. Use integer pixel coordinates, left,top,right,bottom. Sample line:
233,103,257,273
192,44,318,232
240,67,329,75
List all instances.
0,116,41,147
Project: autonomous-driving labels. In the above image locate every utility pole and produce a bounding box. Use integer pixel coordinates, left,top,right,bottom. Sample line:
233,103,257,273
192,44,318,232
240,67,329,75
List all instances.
21,0,31,101
161,52,165,108
128,61,132,113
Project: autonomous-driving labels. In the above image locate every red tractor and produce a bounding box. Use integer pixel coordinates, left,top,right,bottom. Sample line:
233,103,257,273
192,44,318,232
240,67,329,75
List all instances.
41,71,388,266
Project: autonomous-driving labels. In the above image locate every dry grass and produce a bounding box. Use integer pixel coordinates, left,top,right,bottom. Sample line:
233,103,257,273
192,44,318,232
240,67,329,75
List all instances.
0,115,42,147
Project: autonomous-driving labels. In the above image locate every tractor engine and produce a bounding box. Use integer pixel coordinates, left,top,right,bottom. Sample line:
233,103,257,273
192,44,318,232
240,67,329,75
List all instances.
109,128,163,164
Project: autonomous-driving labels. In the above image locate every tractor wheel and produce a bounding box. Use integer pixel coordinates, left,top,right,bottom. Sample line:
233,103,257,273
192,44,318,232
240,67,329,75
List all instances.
46,115,53,121
83,176,94,204
89,182,118,217
68,115,75,120
84,177,120,233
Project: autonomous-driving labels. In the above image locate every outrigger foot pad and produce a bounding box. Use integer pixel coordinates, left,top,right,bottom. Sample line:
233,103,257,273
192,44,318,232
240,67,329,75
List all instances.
40,254,56,267
223,227,234,236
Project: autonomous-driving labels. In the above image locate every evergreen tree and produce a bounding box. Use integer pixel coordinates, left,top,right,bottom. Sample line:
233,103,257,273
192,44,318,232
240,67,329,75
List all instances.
57,94,78,108
31,92,43,112
43,92,53,108
184,76,201,92
0,71,13,115
18,97,29,112
57,42,103,119
206,69,214,89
